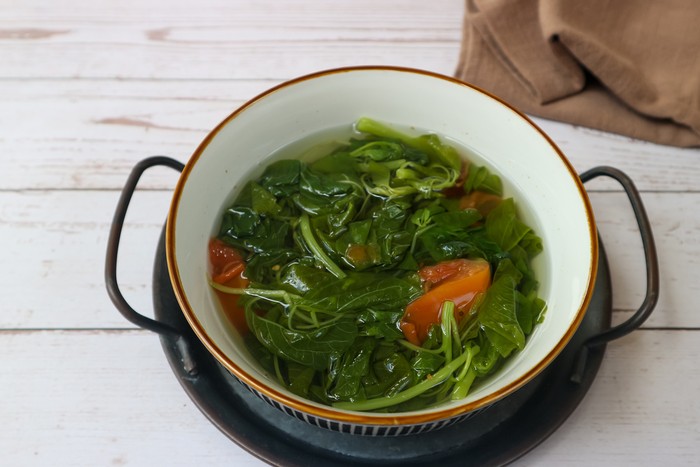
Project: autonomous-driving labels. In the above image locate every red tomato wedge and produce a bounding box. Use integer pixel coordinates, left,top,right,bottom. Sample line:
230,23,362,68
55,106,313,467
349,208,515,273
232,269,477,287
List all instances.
400,259,491,346
459,191,502,217
209,238,250,334
209,238,248,284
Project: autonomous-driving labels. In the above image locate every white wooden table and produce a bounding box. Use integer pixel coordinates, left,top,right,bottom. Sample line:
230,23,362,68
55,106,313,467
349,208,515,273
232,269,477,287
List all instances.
2,1,699,465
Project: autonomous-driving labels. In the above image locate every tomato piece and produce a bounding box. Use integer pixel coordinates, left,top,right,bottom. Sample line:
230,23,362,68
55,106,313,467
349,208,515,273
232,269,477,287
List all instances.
345,243,380,269
459,191,502,217
417,258,487,290
346,244,371,268
209,238,248,284
400,259,491,346
209,238,250,335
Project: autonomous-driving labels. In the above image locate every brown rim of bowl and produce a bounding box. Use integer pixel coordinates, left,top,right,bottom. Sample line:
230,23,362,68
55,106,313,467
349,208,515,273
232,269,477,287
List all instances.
165,65,599,426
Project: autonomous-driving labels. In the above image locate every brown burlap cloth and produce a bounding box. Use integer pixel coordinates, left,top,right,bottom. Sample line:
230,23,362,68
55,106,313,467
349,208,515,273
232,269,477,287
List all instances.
455,0,700,147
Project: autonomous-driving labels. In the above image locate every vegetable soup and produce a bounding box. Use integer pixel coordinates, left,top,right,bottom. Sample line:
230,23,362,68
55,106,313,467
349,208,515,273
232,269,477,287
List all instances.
208,118,546,412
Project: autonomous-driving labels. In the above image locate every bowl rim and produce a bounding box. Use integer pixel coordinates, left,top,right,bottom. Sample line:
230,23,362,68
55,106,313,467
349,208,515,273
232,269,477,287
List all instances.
165,65,599,426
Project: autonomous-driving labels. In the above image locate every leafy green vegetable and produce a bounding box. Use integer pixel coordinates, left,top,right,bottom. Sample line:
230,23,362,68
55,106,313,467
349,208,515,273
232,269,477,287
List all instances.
281,361,313,398
485,198,531,252
259,159,301,197
464,165,502,196
329,337,375,400
210,118,546,412
247,311,358,371
333,343,476,411
303,273,421,313
477,260,524,358
250,183,282,216
280,263,333,294
357,309,404,340
298,213,346,278
355,117,462,170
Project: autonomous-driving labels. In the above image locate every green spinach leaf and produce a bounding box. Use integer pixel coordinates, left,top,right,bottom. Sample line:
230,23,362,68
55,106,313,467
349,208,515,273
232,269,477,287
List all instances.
485,198,531,252
478,260,525,358
303,273,421,313
247,312,358,371
329,337,375,401
259,159,301,197
464,165,502,195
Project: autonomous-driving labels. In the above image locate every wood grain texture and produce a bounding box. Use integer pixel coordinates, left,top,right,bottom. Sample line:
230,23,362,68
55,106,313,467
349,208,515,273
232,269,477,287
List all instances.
1,80,699,191
0,0,463,80
0,330,264,466
514,329,700,466
1,330,697,466
2,0,698,465
0,190,172,329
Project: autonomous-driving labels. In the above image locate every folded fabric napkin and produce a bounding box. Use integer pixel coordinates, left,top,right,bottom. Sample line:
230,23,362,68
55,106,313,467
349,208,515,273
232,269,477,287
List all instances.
456,0,700,147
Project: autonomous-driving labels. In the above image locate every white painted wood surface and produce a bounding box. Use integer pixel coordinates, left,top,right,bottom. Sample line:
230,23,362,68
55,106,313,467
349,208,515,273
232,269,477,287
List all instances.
1,0,698,465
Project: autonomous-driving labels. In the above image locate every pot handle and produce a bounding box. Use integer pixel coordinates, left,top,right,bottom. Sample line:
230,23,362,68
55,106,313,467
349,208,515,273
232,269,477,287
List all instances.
572,166,660,381
105,156,185,337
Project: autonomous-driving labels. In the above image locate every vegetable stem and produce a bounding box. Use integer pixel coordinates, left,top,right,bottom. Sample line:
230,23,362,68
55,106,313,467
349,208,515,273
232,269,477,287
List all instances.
451,365,477,400
355,117,461,170
273,355,285,386
440,301,456,363
209,281,299,305
298,214,347,279
332,349,471,411
396,339,443,354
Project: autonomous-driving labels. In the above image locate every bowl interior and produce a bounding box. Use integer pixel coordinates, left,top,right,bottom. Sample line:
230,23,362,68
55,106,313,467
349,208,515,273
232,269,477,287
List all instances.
167,67,596,423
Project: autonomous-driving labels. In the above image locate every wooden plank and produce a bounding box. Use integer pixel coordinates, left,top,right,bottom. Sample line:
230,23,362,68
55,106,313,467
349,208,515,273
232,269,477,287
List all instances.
1,329,697,465
532,117,700,192
0,190,696,329
588,191,697,328
0,190,173,329
515,329,700,465
0,80,256,190
0,0,463,80
2,80,699,191
2,2,696,467
0,330,265,466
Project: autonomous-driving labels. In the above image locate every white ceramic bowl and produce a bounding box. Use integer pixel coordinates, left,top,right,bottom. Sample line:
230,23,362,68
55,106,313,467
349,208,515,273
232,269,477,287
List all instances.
166,66,598,435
